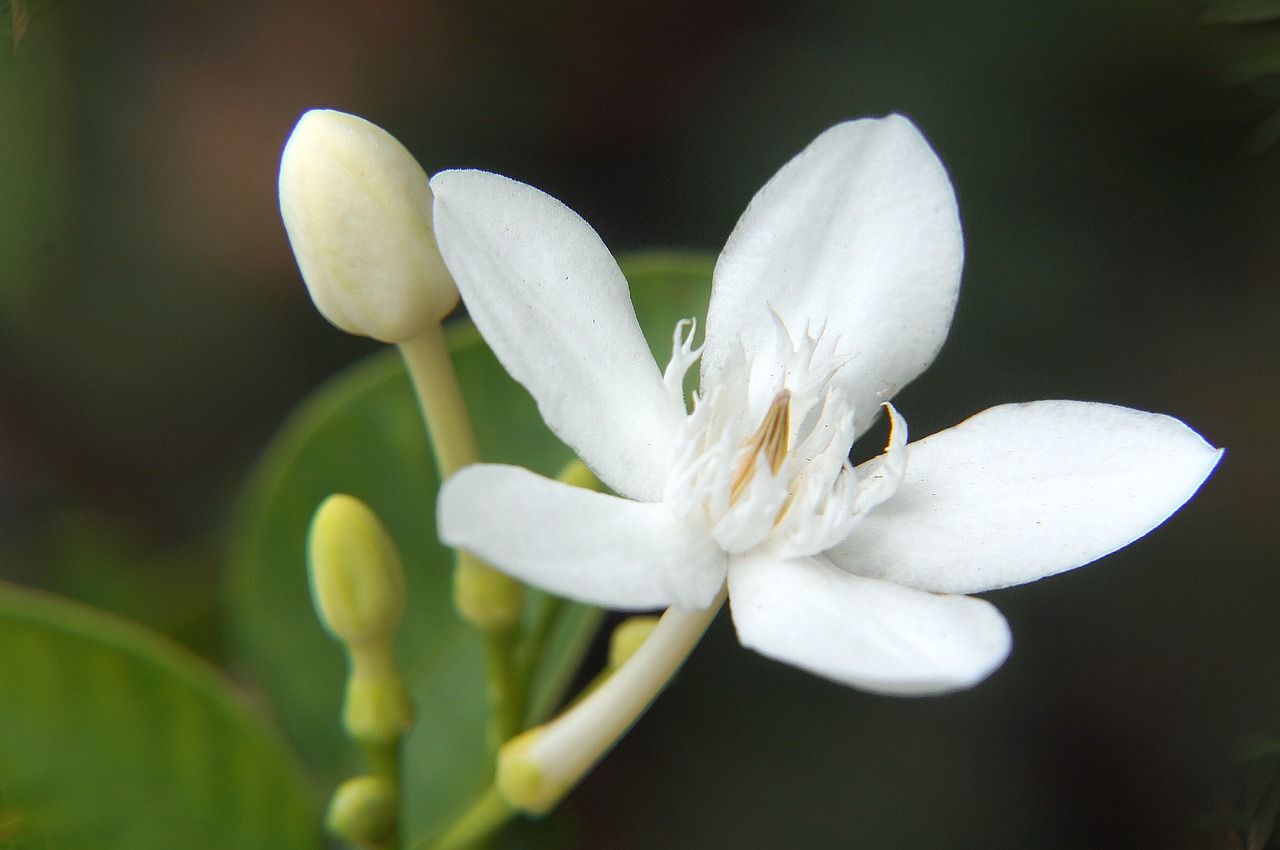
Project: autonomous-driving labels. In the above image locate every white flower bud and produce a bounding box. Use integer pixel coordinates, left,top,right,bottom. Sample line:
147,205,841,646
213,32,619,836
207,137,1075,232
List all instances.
279,109,459,343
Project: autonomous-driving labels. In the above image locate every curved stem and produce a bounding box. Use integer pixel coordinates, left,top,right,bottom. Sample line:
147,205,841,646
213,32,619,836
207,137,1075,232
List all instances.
497,589,726,815
483,626,524,747
416,785,514,850
515,594,564,686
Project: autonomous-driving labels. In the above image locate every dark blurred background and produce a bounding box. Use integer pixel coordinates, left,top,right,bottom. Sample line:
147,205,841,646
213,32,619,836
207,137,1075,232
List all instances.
0,1,1275,848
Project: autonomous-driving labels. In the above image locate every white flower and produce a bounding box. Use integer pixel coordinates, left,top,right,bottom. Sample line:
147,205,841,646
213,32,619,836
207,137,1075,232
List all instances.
431,115,1222,695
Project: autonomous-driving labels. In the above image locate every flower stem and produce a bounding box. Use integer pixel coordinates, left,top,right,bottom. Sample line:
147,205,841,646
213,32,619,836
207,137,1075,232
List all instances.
361,741,403,850
483,625,524,746
496,589,727,815
397,325,525,749
363,740,401,790
416,785,514,850
397,325,479,477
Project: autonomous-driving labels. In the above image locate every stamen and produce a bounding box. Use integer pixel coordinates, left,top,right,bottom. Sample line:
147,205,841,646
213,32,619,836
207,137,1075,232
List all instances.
729,389,791,505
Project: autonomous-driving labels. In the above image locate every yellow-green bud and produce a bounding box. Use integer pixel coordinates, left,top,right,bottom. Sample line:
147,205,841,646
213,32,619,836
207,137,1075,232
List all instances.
555,458,603,492
279,109,459,343
453,550,524,632
326,775,399,848
308,495,414,746
307,494,406,646
608,616,659,670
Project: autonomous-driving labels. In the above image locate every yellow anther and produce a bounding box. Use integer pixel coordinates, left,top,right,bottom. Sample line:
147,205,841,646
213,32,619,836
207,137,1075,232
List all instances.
729,389,791,505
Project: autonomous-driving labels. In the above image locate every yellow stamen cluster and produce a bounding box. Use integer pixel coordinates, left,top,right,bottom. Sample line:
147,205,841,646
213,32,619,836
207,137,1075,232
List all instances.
729,389,791,505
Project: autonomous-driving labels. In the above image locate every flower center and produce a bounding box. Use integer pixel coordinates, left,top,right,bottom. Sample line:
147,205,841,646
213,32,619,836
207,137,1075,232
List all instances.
662,316,909,559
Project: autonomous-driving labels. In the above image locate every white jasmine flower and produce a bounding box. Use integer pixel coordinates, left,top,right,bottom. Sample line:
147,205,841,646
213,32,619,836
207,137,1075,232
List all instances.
432,115,1221,695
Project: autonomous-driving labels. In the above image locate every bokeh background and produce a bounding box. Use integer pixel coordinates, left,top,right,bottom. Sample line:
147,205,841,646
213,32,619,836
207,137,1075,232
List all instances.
0,1,1276,848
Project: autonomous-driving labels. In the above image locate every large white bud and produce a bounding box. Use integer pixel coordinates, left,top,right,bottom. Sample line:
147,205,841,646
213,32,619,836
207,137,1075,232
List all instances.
279,109,459,342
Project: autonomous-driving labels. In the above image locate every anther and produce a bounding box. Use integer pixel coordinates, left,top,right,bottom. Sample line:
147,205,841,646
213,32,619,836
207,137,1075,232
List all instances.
729,389,791,504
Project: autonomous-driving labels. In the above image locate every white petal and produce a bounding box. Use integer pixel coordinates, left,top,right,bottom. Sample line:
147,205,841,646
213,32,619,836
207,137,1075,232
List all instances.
438,464,727,611
702,115,963,433
728,552,1011,695
828,401,1223,594
851,402,909,514
430,170,683,501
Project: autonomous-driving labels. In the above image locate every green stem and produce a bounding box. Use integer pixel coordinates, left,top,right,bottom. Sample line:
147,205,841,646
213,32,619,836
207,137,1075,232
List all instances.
397,324,480,476
518,595,564,674
398,324,525,715
483,626,524,748
513,594,563,692
416,785,515,850
363,741,401,788
361,742,402,850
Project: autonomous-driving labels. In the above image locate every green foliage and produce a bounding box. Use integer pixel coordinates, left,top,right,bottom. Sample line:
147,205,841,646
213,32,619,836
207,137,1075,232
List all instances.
0,580,318,850
224,251,714,845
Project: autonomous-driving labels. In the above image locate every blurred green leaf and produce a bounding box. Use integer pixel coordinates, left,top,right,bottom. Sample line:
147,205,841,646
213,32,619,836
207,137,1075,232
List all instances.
521,595,605,728
0,580,318,850
42,509,220,656
1204,0,1280,24
225,250,714,844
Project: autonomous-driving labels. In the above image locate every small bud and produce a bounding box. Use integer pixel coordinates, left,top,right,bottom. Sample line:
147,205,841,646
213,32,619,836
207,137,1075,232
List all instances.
279,109,459,343
307,494,406,646
608,616,659,670
555,458,603,492
326,775,399,848
454,551,524,632
451,460,600,632
308,495,414,746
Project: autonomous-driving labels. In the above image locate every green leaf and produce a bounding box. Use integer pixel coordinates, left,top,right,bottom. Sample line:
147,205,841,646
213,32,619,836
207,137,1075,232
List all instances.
521,596,605,728
0,580,317,850
225,250,714,844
